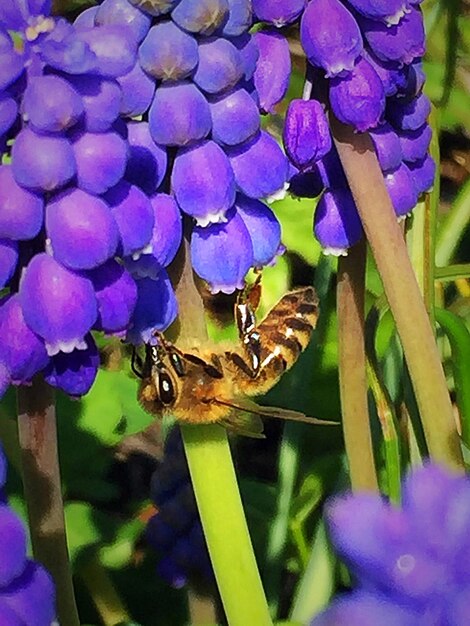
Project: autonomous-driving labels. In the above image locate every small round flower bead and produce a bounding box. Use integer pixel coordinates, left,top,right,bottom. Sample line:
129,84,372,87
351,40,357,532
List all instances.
139,21,198,81
75,25,138,77
387,92,431,132
329,56,385,132
226,131,289,201
126,270,178,345
94,0,152,42
407,154,435,195
149,82,211,147
104,181,154,258
117,60,156,117
46,188,119,270
44,334,99,396
209,87,260,146
125,121,167,194
347,0,408,25
11,128,76,192
0,93,18,137
19,253,98,356
0,240,18,289
383,162,418,219
147,193,182,268
233,33,259,81
40,22,97,76
0,166,43,240
193,37,243,95
369,123,403,172
172,140,236,226
314,188,363,255
399,124,432,163
171,0,229,36
234,195,282,267
67,75,122,132
0,503,27,586
358,7,425,65
252,0,305,27
300,0,363,77
252,30,291,114
0,46,24,92
362,48,408,98
72,129,128,195
221,0,252,37
399,60,426,99
283,99,331,170
127,0,181,17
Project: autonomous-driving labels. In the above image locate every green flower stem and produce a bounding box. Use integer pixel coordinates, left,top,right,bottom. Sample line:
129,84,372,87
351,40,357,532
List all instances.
435,176,470,268
17,378,80,626
337,239,379,491
171,237,272,626
80,557,130,626
331,117,464,472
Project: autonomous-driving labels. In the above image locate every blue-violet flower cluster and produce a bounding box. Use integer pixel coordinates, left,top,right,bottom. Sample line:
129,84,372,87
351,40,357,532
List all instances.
0,443,56,625
312,464,470,626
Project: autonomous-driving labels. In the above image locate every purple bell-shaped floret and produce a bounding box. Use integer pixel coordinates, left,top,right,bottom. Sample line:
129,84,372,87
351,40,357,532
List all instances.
171,0,229,36
172,140,236,226
0,93,18,137
233,33,259,81
139,21,198,81
347,0,409,26
253,30,291,114
12,128,76,192
94,0,152,42
369,123,403,172
252,0,306,27
191,208,254,294
300,0,363,77
0,294,49,384
387,92,431,132
0,240,17,289
399,124,432,163
46,188,119,270
149,82,211,147
67,74,122,132
88,260,138,334
104,181,155,257
1,561,56,626
221,0,252,36
210,87,260,146
283,99,331,170
362,48,408,98
117,60,156,117
127,271,178,345
0,166,44,240
226,130,289,201
76,25,138,77
19,253,98,356
0,47,25,92
407,154,435,195
314,188,363,255
44,334,99,396
329,56,385,132
125,121,167,194
383,162,418,218
235,195,282,267
193,37,243,95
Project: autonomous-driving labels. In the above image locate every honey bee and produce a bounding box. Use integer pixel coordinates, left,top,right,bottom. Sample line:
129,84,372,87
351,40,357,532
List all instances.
132,281,330,436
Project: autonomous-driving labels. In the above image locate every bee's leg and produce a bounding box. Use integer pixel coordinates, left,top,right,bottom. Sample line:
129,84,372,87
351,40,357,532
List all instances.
235,279,263,377
131,347,144,379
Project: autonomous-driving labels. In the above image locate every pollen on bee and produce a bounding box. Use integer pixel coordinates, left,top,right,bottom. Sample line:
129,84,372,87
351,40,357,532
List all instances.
141,384,157,402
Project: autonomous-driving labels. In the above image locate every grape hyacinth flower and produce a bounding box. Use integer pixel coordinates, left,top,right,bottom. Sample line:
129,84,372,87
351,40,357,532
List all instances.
311,464,470,626
0,444,57,626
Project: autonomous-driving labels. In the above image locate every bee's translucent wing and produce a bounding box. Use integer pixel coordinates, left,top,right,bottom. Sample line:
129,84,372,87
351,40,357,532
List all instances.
221,410,265,439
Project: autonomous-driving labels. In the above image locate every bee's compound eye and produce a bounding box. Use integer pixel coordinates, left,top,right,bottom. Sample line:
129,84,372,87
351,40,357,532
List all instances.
158,371,176,405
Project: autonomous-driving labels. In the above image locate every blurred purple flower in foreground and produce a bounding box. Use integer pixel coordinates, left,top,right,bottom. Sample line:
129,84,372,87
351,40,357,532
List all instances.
312,464,470,626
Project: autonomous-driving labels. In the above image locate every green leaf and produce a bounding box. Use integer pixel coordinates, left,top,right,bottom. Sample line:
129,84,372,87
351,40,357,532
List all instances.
64,502,103,568
99,518,145,570
435,264,470,281
435,177,470,267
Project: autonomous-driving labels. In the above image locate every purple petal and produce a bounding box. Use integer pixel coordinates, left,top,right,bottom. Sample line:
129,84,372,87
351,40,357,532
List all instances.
221,0,252,36
399,124,432,163
191,208,254,294
117,60,156,117
0,48,24,92
125,120,167,194
1,561,56,626
172,140,236,225
0,93,18,136
19,253,97,356
384,162,419,218
194,37,243,95
73,5,98,28
44,334,99,396
387,93,431,131
0,161,42,238
347,0,409,25
172,0,229,36
148,193,182,267
398,59,426,99
253,0,306,26
235,195,282,267
0,362,9,400
67,74,122,132
139,21,198,81
0,505,27,587
300,0,363,77
406,154,436,195
314,187,363,254
95,0,152,42
362,47,408,98
210,87,260,146
76,25,138,77
253,30,291,113
0,239,18,289
232,33,259,81
283,99,331,169
369,122,403,172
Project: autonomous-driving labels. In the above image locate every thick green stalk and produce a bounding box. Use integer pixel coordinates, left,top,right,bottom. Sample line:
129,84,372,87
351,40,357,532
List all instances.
17,378,80,626
80,557,130,626
171,238,272,626
331,118,464,472
337,240,379,491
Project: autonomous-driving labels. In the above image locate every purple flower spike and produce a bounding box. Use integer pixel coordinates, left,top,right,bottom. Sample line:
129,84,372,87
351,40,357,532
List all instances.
283,99,331,170
253,0,306,27
194,37,243,95
68,75,122,132
0,295,49,384
127,271,178,345
172,0,229,36
118,61,156,117
46,189,119,270
221,0,252,37
149,82,211,147
383,162,418,218
369,122,403,172
0,505,27,586
172,140,236,226
191,209,253,294
2,561,56,626
359,7,425,65
125,121,167,194
329,56,385,132
95,0,152,42
347,0,409,25
0,166,44,240
253,31,291,113
300,0,363,77
19,254,97,356
235,195,282,267
387,92,431,132
0,239,18,289
399,124,432,163
0,93,18,136
104,181,154,257
76,25,138,77
44,334,99,396
210,87,260,146
139,21,198,81
89,260,138,334
226,131,289,201
11,129,76,192
314,188,363,255
407,154,436,195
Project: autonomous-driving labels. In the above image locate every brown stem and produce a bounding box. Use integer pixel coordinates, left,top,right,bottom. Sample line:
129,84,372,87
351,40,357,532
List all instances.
331,117,464,472
17,378,80,626
337,239,379,491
